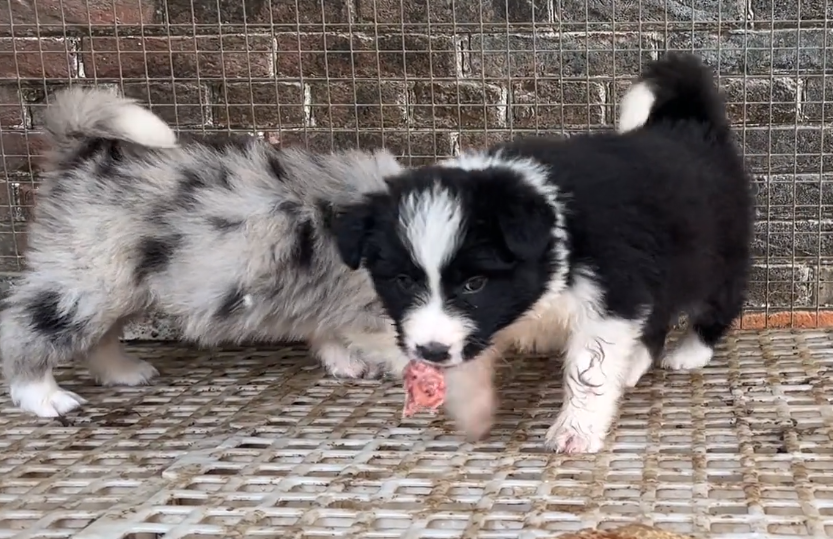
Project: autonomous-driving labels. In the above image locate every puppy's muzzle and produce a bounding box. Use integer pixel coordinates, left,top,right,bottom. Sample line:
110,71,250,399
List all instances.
415,341,451,363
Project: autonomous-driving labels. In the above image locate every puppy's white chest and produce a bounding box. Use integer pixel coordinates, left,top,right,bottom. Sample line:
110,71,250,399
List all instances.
494,275,603,356
495,293,573,355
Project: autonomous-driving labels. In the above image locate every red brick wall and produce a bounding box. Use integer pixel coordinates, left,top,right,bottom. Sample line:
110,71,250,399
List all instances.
0,0,832,317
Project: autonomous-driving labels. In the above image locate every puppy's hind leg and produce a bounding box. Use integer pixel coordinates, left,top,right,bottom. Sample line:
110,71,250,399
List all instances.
663,277,745,371
86,320,159,386
1,284,108,418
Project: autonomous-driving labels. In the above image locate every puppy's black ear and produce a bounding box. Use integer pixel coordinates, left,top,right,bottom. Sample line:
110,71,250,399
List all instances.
497,188,555,261
332,198,378,270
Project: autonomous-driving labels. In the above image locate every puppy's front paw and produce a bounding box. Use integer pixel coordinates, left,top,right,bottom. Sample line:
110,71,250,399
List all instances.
326,358,370,379
445,388,496,442
457,406,495,442
544,410,606,454
359,361,386,380
11,378,87,418
317,343,374,380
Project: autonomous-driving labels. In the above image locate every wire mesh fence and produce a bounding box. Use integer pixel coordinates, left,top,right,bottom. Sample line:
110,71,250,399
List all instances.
0,0,831,328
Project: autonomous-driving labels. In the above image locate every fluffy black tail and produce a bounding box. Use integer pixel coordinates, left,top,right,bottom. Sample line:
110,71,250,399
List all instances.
616,53,729,141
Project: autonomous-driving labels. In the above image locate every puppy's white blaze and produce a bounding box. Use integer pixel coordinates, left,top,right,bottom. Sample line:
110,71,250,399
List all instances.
400,186,463,274
399,186,471,360
617,81,656,133
109,105,178,148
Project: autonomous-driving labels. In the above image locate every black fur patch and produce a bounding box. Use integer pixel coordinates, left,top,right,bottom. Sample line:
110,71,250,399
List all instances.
316,200,336,231
28,290,75,337
96,140,123,176
65,138,108,169
175,165,232,209
176,169,208,209
310,154,327,168
267,153,286,182
135,234,182,283
292,219,316,268
207,216,243,231
274,200,301,216
215,286,248,319
215,165,231,190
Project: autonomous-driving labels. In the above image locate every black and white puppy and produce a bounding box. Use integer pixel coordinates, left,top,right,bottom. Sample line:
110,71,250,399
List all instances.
333,53,753,453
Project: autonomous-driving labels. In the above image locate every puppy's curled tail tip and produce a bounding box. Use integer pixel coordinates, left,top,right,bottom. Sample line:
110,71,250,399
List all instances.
43,87,177,154
616,52,728,138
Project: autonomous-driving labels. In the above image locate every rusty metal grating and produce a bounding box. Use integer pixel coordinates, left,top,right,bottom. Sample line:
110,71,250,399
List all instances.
0,329,831,538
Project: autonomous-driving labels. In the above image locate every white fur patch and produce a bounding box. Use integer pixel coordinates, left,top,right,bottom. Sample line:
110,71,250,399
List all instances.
662,331,714,370
110,105,178,148
399,185,472,363
541,272,645,454
10,374,87,418
400,184,463,276
89,356,159,386
316,341,372,379
495,269,599,355
617,81,656,133
341,328,409,379
626,343,653,388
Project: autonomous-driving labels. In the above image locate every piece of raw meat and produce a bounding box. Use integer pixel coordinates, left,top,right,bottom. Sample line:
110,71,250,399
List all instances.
402,360,446,417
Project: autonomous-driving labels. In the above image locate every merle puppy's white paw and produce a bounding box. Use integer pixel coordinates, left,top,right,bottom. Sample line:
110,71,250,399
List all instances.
11,376,87,418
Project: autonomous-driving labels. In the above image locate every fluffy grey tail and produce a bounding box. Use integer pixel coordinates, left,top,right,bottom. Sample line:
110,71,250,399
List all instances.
616,53,729,140
43,87,177,160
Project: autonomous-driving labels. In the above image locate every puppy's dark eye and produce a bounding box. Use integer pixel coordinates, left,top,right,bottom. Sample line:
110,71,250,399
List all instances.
462,276,487,294
396,274,416,291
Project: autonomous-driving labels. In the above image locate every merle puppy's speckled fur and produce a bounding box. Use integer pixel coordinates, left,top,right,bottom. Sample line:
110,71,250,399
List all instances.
2,88,407,418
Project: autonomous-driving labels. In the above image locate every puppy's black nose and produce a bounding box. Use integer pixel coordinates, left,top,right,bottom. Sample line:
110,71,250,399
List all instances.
416,342,451,363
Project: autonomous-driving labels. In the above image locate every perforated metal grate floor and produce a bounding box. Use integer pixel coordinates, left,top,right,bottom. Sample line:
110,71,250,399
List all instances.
0,329,832,539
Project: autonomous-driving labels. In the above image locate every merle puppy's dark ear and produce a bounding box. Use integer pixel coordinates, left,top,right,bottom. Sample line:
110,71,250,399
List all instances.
497,187,555,261
332,195,382,270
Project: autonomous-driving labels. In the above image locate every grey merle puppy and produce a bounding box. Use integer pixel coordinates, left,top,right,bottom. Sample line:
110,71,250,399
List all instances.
1,88,407,418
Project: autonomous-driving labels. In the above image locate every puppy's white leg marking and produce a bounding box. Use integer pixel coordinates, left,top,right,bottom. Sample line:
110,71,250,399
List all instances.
662,331,713,371
625,343,653,388
10,372,87,418
86,325,159,386
444,350,497,442
315,341,371,379
546,317,641,454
